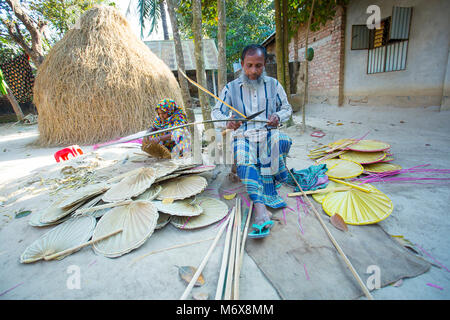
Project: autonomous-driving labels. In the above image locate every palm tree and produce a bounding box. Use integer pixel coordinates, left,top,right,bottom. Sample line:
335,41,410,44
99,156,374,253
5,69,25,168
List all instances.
127,0,169,40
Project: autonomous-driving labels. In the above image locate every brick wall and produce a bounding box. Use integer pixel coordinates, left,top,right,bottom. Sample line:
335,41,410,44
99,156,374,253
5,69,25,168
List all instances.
289,5,346,105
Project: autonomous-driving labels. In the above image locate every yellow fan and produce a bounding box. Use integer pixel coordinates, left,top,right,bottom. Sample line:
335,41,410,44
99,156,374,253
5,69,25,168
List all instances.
323,159,363,179
347,139,390,152
339,151,386,164
322,183,393,225
311,180,341,204
327,139,356,149
363,162,402,173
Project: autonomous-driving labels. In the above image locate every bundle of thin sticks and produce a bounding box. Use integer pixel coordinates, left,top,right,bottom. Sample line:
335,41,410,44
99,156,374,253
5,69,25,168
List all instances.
178,198,253,300
308,132,370,162
215,198,253,300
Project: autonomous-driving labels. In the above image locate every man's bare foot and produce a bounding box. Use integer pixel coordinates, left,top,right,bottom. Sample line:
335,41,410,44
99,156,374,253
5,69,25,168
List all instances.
253,202,272,229
227,172,240,183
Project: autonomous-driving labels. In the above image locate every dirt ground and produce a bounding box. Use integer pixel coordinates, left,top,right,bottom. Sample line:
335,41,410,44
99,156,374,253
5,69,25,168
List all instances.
0,103,449,300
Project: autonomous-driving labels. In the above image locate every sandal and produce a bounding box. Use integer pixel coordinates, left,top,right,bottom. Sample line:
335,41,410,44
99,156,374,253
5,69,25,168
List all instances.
248,221,274,239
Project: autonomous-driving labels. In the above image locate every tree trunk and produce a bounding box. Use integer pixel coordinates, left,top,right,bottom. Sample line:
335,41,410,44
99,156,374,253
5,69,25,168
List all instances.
282,0,290,97
4,0,45,68
302,0,316,133
192,0,213,131
166,0,195,127
274,0,285,86
294,31,299,62
217,0,227,93
159,0,169,40
5,87,24,121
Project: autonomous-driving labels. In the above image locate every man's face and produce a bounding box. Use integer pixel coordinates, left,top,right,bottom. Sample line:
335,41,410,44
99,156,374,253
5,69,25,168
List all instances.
241,50,265,80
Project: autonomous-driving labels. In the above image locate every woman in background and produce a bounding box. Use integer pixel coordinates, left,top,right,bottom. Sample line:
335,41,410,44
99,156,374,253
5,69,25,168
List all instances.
143,99,191,158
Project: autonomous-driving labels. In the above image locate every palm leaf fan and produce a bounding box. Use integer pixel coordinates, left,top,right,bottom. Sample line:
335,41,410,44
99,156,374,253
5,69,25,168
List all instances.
39,196,86,224
102,167,157,202
153,160,179,178
92,200,159,258
170,197,229,230
176,165,216,175
142,140,172,159
135,184,162,201
347,139,391,152
58,183,110,210
321,183,393,225
20,216,96,263
151,198,203,216
339,151,387,164
322,159,364,179
311,180,342,204
363,163,402,174
157,175,208,201
155,213,171,229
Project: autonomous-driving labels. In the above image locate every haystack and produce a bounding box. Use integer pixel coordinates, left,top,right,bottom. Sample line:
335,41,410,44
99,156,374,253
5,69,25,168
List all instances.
33,5,184,146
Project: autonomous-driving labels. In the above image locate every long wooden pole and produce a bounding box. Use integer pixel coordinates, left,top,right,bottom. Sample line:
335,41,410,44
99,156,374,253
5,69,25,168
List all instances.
284,161,374,300
224,203,238,300
44,229,123,261
233,198,242,300
178,68,247,119
75,200,132,215
239,201,253,271
215,206,236,300
129,236,216,267
287,187,351,197
179,214,232,300
93,119,267,150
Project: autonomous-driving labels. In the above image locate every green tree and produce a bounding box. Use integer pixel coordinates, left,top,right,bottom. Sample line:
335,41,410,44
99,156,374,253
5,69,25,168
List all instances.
176,0,274,72
127,0,169,40
0,0,115,67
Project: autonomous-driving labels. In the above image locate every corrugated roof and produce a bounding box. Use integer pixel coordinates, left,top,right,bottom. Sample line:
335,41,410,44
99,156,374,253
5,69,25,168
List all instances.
144,39,218,71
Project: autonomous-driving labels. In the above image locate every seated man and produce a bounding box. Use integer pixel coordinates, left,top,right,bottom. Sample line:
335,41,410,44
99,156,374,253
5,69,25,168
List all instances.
211,44,293,238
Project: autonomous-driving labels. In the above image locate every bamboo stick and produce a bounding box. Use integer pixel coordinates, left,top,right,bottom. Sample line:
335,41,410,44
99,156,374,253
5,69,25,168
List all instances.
224,203,238,300
328,178,372,193
233,198,242,300
215,206,236,300
287,187,352,197
44,229,123,261
75,200,132,214
129,236,216,267
93,119,268,150
285,165,374,300
239,201,253,270
179,214,232,300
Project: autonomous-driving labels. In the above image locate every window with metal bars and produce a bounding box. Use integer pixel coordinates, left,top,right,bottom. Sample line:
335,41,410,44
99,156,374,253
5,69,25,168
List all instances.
351,6,413,74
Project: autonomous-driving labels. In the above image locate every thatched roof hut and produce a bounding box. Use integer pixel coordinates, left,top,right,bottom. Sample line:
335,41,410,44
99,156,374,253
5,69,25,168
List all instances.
33,5,184,146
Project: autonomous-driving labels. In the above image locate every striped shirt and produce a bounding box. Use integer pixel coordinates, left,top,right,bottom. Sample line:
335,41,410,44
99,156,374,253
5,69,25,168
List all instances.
211,74,292,134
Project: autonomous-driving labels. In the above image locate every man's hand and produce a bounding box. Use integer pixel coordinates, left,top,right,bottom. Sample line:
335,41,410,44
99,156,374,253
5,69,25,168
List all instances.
226,115,242,130
143,136,159,145
267,114,280,127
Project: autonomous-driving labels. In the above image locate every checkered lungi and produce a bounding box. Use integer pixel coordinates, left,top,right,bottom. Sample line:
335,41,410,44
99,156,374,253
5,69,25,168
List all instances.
232,129,292,208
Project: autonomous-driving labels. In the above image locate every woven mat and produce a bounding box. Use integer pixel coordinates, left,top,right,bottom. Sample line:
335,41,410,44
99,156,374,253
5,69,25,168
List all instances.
206,167,431,300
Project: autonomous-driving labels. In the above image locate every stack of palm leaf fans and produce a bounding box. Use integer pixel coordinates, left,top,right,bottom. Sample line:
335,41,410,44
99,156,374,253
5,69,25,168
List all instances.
305,138,403,226
20,159,223,263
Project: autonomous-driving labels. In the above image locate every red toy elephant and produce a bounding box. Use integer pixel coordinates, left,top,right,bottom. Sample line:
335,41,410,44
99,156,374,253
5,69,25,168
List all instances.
54,145,84,163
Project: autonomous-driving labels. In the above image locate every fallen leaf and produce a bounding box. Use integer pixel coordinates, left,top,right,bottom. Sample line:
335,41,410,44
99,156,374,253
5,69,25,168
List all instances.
15,210,32,219
176,265,205,287
192,291,209,300
392,279,403,287
330,213,348,232
223,193,236,200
